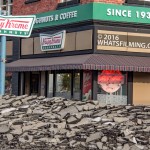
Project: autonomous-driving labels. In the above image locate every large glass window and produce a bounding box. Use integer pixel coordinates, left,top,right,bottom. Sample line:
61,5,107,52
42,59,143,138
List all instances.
55,73,72,99
97,70,127,105
21,38,34,55
5,72,12,95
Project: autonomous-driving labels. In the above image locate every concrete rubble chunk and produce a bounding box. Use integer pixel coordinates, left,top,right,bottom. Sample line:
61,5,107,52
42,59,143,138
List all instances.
66,131,76,138
1,107,16,114
19,133,33,143
96,142,103,149
101,136,107,143
122,143,130,150
11,129,23,135
86,132,102,142
67,116,78,124
0,124,9,133
93,110,109,117
130,145,141,150
69,117,91,128
58,105,78,118
114,117,129,123
0,95,149,149
123,129,134,136
142,119,150,124
6,134,13,141
12,100,22,107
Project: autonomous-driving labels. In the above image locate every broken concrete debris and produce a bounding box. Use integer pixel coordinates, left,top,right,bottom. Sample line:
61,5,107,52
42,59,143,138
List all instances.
0,95,149,150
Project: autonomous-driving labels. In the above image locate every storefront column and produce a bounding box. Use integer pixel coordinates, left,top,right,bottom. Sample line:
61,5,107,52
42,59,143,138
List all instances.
25,72,30,95
92,70,98,100
41,72,45,96
19,72,24,95
127,72,133,105
12,72,19,96
80,71,83,100
11,38,20,96
53,71,56,97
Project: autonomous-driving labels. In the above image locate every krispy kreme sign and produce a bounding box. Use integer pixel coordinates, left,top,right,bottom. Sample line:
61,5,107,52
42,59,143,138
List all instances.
0,15,36,37
40,30,66,51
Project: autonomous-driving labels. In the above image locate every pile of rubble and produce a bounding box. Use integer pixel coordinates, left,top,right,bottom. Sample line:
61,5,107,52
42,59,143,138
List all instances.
0,95,149,150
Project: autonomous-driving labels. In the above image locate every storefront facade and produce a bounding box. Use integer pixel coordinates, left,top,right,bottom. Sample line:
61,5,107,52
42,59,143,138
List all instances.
6,1,150,105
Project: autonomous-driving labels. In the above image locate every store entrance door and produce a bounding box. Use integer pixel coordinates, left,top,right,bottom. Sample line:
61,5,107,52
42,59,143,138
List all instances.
30,73,40,95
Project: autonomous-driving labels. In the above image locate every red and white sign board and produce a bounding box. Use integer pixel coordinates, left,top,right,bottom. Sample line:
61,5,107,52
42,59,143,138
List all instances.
0,15,36,37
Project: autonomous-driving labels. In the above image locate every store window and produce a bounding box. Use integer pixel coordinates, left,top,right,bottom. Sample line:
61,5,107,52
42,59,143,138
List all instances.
97,70,127,105
0,0,13,15
55,73,72,99
21,38,34,55
6,41,13,56
5,72,12,95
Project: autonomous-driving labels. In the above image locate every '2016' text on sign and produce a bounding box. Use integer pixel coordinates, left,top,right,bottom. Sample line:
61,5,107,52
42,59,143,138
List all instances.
0,15,36,37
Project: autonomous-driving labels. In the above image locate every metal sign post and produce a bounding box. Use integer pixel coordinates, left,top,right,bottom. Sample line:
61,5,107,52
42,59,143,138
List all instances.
0,14,36,96
0,35,6,95
0,8,6,95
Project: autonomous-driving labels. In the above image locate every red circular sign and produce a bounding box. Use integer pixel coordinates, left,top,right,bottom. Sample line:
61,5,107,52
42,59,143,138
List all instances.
98,70,124,93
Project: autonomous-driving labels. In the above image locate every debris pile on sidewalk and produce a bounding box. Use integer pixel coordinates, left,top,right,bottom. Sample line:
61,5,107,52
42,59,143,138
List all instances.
0,95,149,150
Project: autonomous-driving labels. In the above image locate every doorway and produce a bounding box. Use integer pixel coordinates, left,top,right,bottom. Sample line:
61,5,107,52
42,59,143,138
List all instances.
30,72,40,95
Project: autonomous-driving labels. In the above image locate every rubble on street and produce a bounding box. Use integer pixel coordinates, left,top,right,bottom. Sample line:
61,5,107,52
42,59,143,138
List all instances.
0,95,149,150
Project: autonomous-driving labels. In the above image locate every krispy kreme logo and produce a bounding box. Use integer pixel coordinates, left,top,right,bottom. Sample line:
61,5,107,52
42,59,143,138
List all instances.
0,15,36,37
40,30,66,51
0,19,29,30
41,36,61,45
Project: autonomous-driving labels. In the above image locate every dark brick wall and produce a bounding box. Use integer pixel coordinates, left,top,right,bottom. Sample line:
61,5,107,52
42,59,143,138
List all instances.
12,0,125,15
13,0,60,15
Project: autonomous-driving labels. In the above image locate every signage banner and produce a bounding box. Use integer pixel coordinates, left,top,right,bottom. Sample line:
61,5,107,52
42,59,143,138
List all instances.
0,15,36,37
97,30,150,52
40,30,66,51
34,3,92,29
93,3,150,25
82,71,92,101
34,3,150,29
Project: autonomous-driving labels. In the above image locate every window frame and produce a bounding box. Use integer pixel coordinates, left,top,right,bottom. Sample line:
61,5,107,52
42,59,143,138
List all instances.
24,0,41,4
125,0,150,6
0,0,13,15
57,0,80,9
